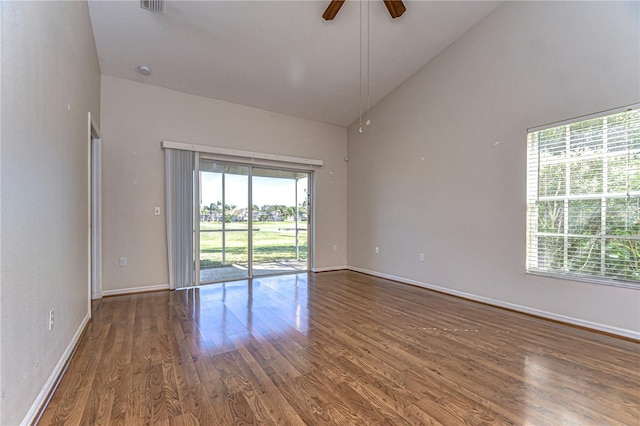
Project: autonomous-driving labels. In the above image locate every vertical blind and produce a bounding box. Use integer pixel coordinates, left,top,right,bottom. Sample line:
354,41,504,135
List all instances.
165,148,195,289
526,106,640,285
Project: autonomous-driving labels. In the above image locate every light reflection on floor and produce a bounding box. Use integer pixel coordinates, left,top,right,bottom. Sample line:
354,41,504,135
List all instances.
200,261,307,283
180,273,310,353
523,351,614,424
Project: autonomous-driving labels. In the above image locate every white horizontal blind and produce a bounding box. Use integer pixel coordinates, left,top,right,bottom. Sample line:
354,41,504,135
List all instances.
527,106,640,285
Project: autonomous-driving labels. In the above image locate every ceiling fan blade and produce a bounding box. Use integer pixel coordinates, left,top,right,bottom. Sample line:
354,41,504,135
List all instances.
323,0,345,21
383,0,406,19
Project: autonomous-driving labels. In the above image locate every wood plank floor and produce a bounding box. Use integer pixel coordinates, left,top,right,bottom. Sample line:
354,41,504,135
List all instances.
39,271,640,425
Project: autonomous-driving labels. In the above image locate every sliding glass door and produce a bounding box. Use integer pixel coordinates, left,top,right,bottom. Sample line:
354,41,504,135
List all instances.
198,161,250,283
197,159,311,284
252,168,309,276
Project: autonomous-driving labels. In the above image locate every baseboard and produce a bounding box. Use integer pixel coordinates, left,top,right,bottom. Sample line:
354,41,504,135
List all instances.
22,313,91,426
347,266,640,341
101,283,170,297
311,265,347,273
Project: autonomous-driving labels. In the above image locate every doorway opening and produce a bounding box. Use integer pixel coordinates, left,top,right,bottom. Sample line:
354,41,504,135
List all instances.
89,116,102,302
197,159,311,284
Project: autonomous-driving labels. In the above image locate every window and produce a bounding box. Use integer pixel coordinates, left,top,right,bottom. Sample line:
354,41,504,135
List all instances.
526,106,640,286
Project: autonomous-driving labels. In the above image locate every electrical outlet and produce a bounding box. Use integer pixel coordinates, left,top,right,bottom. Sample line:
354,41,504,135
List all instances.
48,309,54,331
154,206,161,216
419,253,425,262
375,247,379,254
119,257,127,267
333,244,338,251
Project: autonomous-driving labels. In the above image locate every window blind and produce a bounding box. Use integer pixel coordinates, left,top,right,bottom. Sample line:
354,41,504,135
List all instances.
526,106,640,286
165,148,196,289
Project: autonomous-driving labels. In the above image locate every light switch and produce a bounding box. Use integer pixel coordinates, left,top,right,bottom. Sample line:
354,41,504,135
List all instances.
154,207,161,216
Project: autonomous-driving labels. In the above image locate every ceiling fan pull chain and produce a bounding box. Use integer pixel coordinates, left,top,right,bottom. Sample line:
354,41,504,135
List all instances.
366,0,371,127
320,0,406,129
359,0,364,133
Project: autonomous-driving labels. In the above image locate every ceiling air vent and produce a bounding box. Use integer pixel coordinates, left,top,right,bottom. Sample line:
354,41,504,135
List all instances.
140,0,163,14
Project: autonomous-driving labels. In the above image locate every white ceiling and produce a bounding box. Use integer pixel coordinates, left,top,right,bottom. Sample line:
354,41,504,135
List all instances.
88,1,501,127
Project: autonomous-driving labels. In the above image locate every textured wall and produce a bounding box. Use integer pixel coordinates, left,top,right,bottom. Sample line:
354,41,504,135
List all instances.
1,1,101,423
347,1,640,335
100,76,348,292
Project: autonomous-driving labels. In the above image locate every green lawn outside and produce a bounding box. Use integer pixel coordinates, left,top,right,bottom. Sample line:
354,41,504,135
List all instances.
199,220,308,268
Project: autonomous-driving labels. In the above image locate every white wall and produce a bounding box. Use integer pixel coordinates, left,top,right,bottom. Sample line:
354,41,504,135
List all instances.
0,5,3,420
0,1,101,424
100,75,347,293
347,1,640,336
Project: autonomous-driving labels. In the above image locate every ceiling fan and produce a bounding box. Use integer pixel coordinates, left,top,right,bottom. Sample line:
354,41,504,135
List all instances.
323,0,406,20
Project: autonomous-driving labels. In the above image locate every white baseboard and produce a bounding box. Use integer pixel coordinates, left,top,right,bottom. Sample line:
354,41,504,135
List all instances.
311,265,347,273
101,283,170,297
347,266,640,341
22,313,91,426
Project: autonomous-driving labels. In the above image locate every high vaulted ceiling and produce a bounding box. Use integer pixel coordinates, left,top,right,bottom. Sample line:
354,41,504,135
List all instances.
88,1,501,127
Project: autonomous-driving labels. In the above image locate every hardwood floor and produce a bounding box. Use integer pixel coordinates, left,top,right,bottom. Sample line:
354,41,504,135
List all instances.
39,271,639,425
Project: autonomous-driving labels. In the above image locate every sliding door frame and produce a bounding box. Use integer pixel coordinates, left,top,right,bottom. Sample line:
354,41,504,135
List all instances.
248,168,254,276
194,152,201,285
195,156,313,285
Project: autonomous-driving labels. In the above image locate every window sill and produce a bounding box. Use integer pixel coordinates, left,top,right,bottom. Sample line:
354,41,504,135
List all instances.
526,269,640,290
